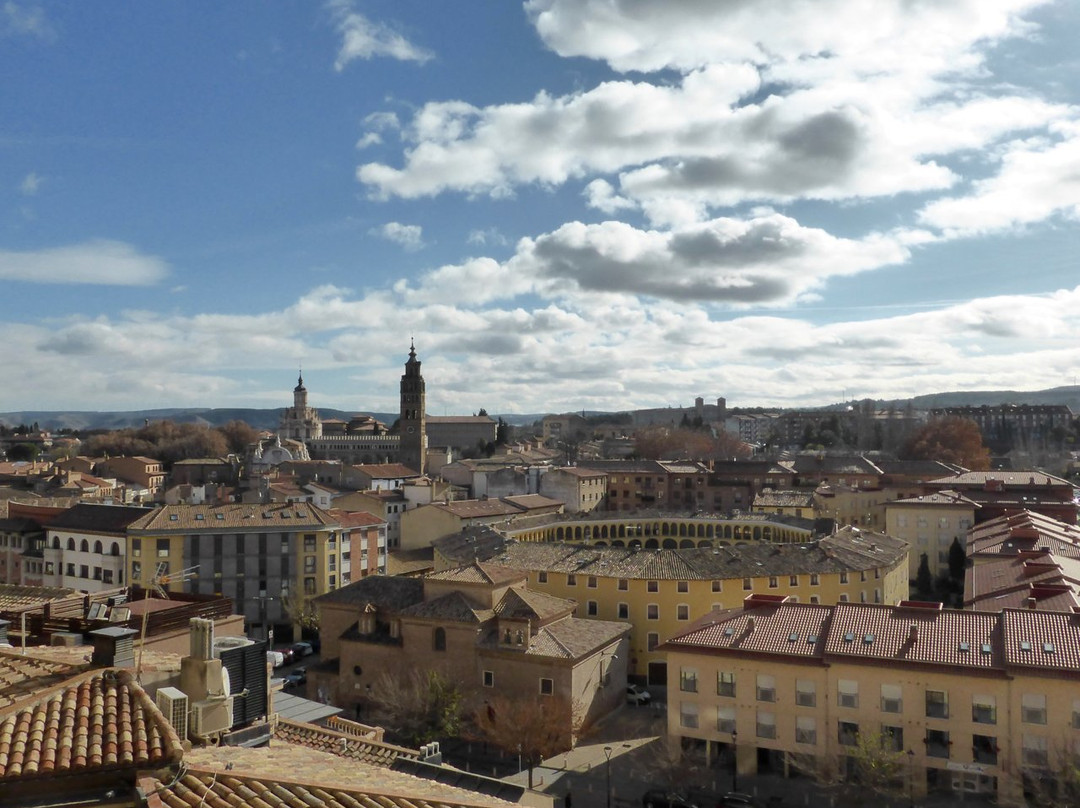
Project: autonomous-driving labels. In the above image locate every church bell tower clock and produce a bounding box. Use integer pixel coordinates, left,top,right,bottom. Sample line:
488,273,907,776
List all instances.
399,340,426,474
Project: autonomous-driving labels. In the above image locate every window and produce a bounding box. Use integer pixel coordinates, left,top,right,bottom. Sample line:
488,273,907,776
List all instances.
882,725,903,753
647,632,659,651
809,595,820,604
1022,735,1048,767
972,694,997,725
717,672,735,698
304,577,316,595
756,674,776,703
647,604,659,620
79,565,88,578
617,602,629,619
587,575,597,588
539,678,553,696
131,561,141,578
838,721,859,746
304,556,316,573
810,573,820,586
838,680,858,709
1022,694,1047,725
768,576,778,588
93,567,102,580
483,670,494,687
647,580,658,593
677,580,688,593
304,535,316,553
881,684,902,714
742,577,752,590
756,710,776,739
617,578,628,591
567,573,577,586
587,601,598,616
789,575,798,586
711,580,722,592
973,734,998,765
677,604,689,620
157,539,169,558
66,563,75,577
328,555,336,571
538,571,548,583
433,627,446,652
925,729,950,759
680,702,699,729
839,593,849,603
680,667,698,693
926,689,948,719
840,571,848,584
796,716,817,745
717,706,736,734
796,679,816,707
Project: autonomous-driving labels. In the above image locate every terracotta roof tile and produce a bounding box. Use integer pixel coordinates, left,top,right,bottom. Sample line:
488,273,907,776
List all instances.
128,502,338,532
272,718,418,766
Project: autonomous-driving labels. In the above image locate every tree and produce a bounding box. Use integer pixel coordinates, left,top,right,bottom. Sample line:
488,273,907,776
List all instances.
7,443,40,462
793,729,908,803
472,694,579,788
947,536,966,583
217,420,260,454
900,416,991,470
915,553,934,597
281,591,320,636
368,669,463,748
634,426,750,461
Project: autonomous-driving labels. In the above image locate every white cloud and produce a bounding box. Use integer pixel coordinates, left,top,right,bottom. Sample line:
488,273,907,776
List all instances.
328,0,433,70
1,2,54,40
371,221,425,251
19,172,41,195
466,228,508,247
0,241,168,285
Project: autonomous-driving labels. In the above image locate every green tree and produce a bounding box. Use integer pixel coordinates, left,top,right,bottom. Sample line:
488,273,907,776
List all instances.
947,536,967,583
7,443,40,462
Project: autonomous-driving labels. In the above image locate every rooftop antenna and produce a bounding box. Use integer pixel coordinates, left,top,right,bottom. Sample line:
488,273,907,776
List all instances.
136,563,199,680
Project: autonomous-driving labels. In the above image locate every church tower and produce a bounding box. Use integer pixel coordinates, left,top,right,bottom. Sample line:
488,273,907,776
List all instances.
279,370,322,443
399,341,426,474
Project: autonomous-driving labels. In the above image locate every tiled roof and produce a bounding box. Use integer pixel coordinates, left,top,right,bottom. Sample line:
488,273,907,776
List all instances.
927,470,1073,488
967,510,1080,559
426,562,526,587
473,528,905,581
352,464,420,479
328,509,386,528
501,494,563,510
539,617,628,658
548,467,607,479
0,650,82,710
128,501,339,532
45,502,151,532
272,718,419,767
752,490,815,508
888,490,980,508
435,500,523,519
966,553,1080,612
494,587,573,622
397,591,493,624
1000,608,1080,672
663,599,831,660
314,575,424,610
0,668,183,780
0,584,77,614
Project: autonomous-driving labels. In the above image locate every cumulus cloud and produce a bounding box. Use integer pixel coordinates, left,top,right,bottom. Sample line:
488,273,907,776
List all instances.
328,0,433,70
0,241,168,285
19,172,41,195
371,221,425,251
1,2,54,40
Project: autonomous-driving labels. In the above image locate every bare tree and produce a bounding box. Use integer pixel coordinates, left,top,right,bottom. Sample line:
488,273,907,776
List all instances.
791,730,908,804
281,590,320,635
472,694,580,788
368,668,463,748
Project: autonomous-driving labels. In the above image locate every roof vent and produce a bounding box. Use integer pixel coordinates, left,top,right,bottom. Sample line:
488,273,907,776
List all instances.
1027,597,1037,610
908,623,918,642
747,617,756,633
90,626,138,668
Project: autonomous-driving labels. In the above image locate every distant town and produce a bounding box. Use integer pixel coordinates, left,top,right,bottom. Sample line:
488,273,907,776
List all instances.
1,345,1079,808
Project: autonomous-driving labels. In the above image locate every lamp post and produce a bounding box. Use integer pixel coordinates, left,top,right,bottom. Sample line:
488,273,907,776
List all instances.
907,749,915,808
731,729,738,792
604,746,613,808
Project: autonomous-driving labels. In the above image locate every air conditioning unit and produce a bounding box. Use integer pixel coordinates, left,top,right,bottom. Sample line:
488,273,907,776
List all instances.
189,698,233,740
213,636,255,657
156,687,189,741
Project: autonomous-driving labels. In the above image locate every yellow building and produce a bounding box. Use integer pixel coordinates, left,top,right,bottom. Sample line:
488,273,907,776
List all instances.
751,489,816,520
661,596,1080,807
126,502,341,639
436,526,908,685
883,490,978,579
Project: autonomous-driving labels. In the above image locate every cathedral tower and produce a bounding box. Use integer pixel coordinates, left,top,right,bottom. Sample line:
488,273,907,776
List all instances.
279,370,322,443
399,341,427,474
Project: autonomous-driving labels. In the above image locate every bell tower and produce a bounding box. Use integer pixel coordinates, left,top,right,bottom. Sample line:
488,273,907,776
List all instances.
399,340,426,474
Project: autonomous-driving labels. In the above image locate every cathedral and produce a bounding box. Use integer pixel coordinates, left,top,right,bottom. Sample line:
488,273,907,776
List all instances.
277,343,499,472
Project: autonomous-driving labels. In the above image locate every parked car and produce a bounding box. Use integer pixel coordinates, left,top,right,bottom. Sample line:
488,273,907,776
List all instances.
627,684,652,705
290,641,314,658
278,646,296,665
641,790,701,808
266,650,285,669
283,671,305,689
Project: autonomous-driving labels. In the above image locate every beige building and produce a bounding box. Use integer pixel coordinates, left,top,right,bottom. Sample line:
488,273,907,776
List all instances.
661,595,1080,807
539,467,608,513
751,489,816,519
399,495,564,550
436,526,908,686
312,561,630,745
884,491,979,579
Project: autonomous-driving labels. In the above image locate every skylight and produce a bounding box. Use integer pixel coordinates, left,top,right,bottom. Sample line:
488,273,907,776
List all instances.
807,635,817,644
981,644,992,655
1020,641,1032,651
788,632,799,643
843,632,854,643
1043,642,1055,654
863,634,875,645
958,642,969,652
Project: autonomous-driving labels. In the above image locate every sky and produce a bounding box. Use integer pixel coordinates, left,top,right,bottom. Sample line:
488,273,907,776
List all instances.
3,0,1080,417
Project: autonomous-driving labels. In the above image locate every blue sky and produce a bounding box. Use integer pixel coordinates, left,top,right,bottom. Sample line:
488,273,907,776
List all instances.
3,0,1080,416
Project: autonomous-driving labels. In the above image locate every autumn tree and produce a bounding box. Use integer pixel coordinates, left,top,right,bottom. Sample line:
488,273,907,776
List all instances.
368,669,463,748
900,416,991,470
471,694,579,788
217,419,260,453
793,729,908,803
634,426,750,461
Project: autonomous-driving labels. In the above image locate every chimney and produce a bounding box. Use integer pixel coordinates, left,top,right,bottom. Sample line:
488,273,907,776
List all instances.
90,626,139,668
908,623,918,642
189,617,216,660
747,616,756,633
1027,597,1037,610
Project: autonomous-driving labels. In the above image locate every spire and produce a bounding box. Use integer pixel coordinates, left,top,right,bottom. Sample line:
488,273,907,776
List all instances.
408,338,416,362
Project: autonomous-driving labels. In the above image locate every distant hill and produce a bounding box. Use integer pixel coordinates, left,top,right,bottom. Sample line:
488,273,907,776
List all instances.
4,385,1079,433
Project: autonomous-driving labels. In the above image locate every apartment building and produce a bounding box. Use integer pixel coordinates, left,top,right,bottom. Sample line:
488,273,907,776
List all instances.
437,526,908,686
661,596,1080,807
42,503,151,591
96,455,166,501
126,501,342,638
538,466,608,513
884,491,979,579
924,470,1078,525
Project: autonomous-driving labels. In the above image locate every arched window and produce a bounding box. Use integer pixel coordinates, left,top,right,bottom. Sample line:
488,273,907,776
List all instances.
111,543,121,556
53,537,61,549
67,538,76,551
433,627,446,652
80,539,89,552
93,540,103,554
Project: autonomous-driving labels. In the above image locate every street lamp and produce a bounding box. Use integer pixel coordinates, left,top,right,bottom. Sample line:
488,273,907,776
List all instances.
604,746,613,808
731,729,738,792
